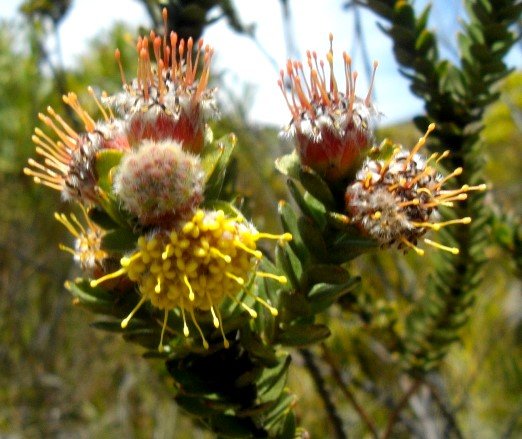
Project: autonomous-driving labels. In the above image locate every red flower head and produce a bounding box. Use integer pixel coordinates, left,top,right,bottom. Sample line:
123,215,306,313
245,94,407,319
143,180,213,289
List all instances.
279,34,379,182
105,9,218,154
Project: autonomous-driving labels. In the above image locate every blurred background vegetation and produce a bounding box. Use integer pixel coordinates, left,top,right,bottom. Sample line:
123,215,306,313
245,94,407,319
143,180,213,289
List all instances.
0,0,520,437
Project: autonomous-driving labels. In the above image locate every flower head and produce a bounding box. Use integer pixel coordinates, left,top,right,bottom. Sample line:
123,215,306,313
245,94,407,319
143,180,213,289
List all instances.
279,34,379,182
90,209,291,350
345,124,486,255
113,139,204,227
24,91,129,203
55,206,107,274
105,9,218,154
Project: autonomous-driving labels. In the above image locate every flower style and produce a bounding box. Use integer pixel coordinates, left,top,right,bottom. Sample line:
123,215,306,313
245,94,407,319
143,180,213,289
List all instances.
105,8,218,153
55,206,107,274
24,90,129,202
279,34,379,182
113,139,204,226
345,124,486,255
90,209,291,350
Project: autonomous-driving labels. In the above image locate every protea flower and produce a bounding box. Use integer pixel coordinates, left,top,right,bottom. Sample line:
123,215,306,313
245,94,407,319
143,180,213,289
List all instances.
54,206,107,275
24,91,129,203
345,124,486,255
90,209,290,350
105,8,218,154
279,34,379,182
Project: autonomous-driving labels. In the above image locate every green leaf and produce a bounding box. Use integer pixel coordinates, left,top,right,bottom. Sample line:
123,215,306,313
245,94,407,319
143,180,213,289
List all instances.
95,149,123,194
278,201,308,262
234,365,264,388
88,206,119,230
201,199,244,218
415,4,432,32
257,355,291,403
90,320,126,333
328,230,378,263
298,166,335,209
393,1,415,28
274,150,301,178
297,217,328,260
66,279,116,314
276,323,330,347
235,400,278,418
286,179,327,231
272,409,297,438
306,264,352,285
279,290,313,320
175,395,224,417
168,365,217,396
101,228,139,253
415,29,436,56
241,329,279,367
201,133,224,180
263,392,296,431
275,243,302,290
308,277,361,314
204,133,237,199
207,414,259,438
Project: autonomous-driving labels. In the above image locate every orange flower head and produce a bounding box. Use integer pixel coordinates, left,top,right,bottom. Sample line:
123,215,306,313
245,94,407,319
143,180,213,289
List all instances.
24,91,129,203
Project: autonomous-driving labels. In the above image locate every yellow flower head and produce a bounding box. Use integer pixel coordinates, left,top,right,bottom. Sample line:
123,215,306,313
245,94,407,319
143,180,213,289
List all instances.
91,209,291,350
55,205,107,274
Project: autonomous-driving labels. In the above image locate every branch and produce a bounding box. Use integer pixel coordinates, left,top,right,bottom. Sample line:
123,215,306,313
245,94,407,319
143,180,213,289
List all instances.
321,344,379,439
381,379,421,439
300,348,347,439
426,381,465,439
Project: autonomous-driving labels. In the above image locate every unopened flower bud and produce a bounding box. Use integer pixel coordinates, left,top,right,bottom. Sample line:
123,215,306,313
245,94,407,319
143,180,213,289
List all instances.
113,140,204,226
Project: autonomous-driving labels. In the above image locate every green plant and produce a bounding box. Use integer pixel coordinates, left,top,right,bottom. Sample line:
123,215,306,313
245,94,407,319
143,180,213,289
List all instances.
19,1,521,437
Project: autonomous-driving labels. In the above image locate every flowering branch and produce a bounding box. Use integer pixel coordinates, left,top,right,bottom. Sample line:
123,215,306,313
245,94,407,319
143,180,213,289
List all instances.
21,1,520,436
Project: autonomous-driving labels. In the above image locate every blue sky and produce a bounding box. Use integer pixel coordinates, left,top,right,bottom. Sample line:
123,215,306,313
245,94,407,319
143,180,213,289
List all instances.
1,0,520,127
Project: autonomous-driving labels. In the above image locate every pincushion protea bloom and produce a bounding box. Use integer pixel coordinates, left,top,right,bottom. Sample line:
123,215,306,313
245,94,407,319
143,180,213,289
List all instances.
105,8,218,154
23,90,129,202
345,124,486,255
279,34,379,182
90,209,291,350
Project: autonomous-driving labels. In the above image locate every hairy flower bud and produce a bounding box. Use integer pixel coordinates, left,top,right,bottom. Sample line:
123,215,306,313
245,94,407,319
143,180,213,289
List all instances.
279,34,379,182
113,140,204,226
